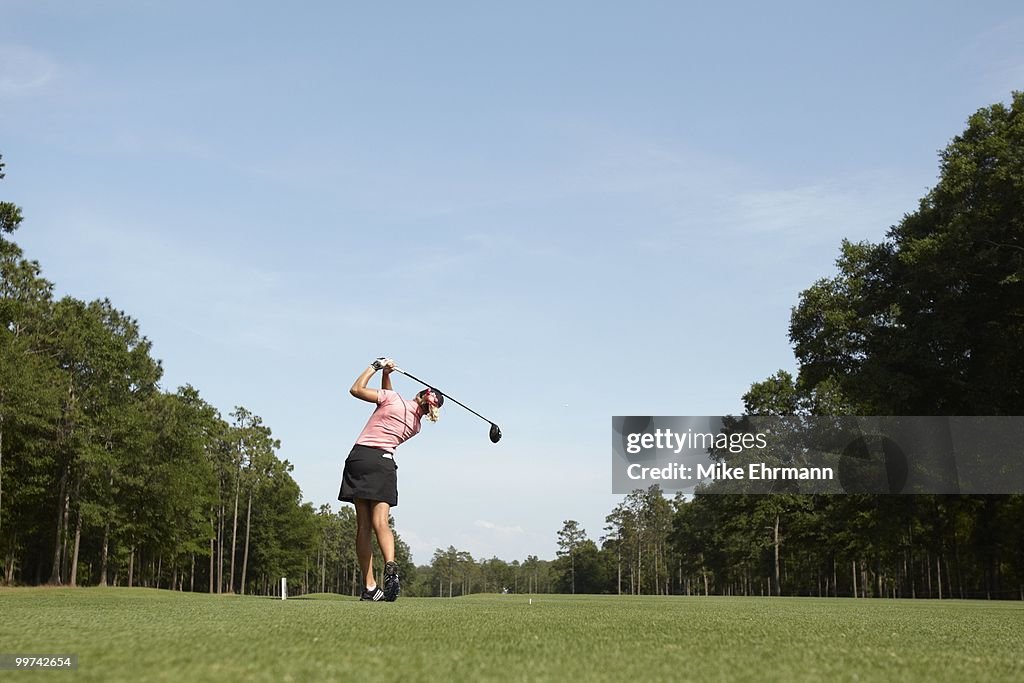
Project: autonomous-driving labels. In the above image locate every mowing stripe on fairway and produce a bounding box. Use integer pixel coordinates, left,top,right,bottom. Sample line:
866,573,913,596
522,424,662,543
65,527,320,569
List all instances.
1,588,1022,682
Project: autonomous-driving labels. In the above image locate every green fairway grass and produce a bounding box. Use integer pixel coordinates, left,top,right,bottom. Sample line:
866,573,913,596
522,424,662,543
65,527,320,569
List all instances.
1,588,1022,682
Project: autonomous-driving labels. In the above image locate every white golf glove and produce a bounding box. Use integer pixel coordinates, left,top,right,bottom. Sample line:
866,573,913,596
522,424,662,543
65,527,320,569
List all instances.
371,357,394,371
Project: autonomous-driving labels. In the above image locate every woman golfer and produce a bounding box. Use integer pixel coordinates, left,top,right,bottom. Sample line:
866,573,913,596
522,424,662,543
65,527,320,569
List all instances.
339,357,443,601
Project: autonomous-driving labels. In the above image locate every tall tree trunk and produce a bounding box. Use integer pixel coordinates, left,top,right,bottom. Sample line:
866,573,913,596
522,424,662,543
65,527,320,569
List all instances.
128,547,135,588
0,412,5,540
638,541,643,595
907,523,915,599
97,469,114,586
5,531,17,584
241,488,252,595
653,544,658,596
49,468,69,585
229,474,240,593
190,554,195,592
99,522,110,586
852,560,857,598
955,542,964,599
774,514,781,597
937,554,943,599
69,473,83,587
945,556,953,599
217,503,224,593
903,550,910,599
617,546,621,595
70,505,82,587
51,381,77,585
208,533,214,593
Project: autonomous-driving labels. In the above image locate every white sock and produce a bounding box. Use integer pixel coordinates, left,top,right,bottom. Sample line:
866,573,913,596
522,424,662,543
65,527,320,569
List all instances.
366,584,377,591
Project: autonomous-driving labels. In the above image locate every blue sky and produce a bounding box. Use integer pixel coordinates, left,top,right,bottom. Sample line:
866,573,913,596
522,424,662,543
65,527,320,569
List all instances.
2,1,1022,562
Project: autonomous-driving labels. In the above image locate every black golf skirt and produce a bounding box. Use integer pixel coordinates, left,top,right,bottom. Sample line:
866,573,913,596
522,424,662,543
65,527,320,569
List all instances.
338,444,399,507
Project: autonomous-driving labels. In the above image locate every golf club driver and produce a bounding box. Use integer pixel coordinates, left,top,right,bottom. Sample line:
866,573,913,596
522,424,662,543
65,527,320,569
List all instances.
393,367,502,443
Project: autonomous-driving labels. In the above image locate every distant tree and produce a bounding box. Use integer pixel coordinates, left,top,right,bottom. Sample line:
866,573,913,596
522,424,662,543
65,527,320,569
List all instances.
522,554,542,593
602,507,627,594
232,409,279,595
431,546,461,597
556,520,587,594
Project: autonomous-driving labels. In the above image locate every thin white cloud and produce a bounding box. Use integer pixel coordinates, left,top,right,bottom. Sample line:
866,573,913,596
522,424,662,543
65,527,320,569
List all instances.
735,185,836,235
474,519,525,536
29,214,348,356
0,45,57,95
554,127,919,252
986,61,1024,100
396,528,446,561
961,18,1024,101
737,172,921,240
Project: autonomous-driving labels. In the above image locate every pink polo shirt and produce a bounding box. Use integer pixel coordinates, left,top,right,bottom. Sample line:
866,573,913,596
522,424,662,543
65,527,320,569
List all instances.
355,389,423,452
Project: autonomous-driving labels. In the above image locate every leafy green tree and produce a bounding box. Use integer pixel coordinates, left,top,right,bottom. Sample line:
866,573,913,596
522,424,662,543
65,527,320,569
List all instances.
138,390,219,590
791,93,1024,415
0,158,61,584
556,519,586,594
431,545,460,597
228,408,280,595
521,554,544,594
244,456,316,592
172,386,227,591
665,94,1024,600
554,539,612,594
0,155,24,236
42,297,162,585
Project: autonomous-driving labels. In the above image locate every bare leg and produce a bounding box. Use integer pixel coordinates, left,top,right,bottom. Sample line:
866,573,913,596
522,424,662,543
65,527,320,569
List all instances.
354,498,375,588
371,501,395,563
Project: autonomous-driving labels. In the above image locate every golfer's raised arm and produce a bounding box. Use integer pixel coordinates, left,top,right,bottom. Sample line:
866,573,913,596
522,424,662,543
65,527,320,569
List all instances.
349,365,379,403
381,363,394,391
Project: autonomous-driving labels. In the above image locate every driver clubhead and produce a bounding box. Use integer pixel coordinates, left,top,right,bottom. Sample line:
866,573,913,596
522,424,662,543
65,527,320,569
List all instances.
489,423,502,443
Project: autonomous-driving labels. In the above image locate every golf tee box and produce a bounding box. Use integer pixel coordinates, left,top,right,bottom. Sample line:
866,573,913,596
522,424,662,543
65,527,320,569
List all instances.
611,416,1024,495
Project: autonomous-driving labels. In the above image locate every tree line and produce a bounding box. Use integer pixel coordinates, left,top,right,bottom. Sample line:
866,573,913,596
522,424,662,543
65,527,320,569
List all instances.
415,94,1024,600
4,92,1022,598
0,154,420,594
538,486,1021,600
553,93,1024,600
0,153,539,598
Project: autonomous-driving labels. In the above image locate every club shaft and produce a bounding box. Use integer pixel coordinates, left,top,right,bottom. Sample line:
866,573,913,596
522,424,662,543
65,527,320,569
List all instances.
394,368,495,425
